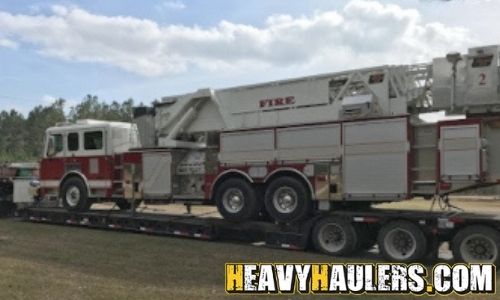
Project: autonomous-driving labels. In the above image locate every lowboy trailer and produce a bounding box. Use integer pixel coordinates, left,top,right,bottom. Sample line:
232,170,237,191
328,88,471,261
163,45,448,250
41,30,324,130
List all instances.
20,204,500,264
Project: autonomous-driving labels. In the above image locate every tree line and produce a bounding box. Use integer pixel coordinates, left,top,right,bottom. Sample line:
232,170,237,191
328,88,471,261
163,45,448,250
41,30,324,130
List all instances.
0,95,136,162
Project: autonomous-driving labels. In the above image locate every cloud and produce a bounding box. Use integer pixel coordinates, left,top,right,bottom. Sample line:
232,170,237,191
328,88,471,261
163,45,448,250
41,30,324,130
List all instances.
0,37,18,49
156,1,186,11
0,0,475,76
42,94,57,104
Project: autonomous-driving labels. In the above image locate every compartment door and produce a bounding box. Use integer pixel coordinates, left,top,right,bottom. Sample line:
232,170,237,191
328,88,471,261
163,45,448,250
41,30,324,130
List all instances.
143,152,172,197
342,117,409,201
439,122,481,182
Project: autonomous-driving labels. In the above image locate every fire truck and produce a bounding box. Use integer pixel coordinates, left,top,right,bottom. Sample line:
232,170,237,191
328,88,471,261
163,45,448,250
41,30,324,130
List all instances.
32,45,500,264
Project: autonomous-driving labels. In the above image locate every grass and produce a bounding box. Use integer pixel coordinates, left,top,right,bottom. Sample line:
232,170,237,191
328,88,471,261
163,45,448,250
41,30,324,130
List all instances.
1,198,500,299
0,219,356,300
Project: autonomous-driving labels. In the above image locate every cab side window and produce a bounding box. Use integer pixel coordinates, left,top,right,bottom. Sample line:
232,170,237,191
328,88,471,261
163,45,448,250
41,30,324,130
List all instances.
68,132,79,151
52,134,63,153
84,131,103,150
46,133,63,157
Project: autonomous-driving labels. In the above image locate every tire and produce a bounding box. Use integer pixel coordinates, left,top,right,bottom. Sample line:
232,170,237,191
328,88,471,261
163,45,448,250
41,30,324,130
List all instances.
61,177,91,212
116,199,142,210
378,220,427,262
264,176,311,223
451,225,500,265
312,217,359,256
215,178,261,222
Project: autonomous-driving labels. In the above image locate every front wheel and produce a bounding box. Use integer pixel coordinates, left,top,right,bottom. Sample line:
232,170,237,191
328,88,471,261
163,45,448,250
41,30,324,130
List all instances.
264,177,311,223
61,177,91,212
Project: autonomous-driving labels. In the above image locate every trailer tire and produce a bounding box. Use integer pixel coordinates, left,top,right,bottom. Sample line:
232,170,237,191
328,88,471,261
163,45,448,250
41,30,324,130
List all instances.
312,217,359,256
61,177,91,212
378,220,427,262
451,225,500,265
264,176,311,223
215,178,260,222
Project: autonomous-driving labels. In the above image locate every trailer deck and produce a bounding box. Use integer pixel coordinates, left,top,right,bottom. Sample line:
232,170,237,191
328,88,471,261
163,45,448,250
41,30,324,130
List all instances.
19,207,312,250
18,206,500,263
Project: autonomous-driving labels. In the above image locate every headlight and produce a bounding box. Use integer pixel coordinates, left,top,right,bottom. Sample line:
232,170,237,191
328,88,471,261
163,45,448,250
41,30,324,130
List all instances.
29,179,40,188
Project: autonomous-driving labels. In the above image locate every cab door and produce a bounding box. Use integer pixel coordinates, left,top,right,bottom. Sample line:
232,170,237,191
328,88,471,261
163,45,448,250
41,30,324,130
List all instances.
40,132,66,185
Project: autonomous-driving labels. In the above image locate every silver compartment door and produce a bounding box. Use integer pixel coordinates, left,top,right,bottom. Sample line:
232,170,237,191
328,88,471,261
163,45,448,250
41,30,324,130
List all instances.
440,123,481,181
143,152,172,197
219,130,275,164
342,117,409,201
276,124,341,162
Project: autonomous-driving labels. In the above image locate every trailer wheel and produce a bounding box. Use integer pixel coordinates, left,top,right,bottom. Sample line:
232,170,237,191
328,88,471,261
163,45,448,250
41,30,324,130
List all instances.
451,225,500,264
378,220,427,262
61,177,91,212
215,178,260,222
264,176,311,223
312,217,358,256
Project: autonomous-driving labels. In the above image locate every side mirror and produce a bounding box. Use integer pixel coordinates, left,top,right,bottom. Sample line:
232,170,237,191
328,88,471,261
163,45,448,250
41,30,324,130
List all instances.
47,136,56,157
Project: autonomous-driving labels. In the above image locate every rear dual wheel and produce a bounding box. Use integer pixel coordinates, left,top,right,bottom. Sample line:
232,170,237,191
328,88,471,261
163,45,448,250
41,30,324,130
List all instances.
312,217,378,256
452,225,500,265
313,218,429,261
378,220,428,262
312,217,359,256
215,178,261,222
216,176,312,223
264,177,312,223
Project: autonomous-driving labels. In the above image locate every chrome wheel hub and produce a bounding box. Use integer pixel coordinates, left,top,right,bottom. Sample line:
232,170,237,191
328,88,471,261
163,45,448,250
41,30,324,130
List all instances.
222,188,245,213
273,187,298,214
66,186,81,207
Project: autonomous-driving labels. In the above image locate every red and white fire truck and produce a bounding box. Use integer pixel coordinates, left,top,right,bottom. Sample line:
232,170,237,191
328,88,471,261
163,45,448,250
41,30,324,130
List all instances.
32,45,500,263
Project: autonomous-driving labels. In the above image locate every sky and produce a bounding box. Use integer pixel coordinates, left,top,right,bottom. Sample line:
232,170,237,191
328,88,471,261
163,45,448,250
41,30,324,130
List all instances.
0,0,499,114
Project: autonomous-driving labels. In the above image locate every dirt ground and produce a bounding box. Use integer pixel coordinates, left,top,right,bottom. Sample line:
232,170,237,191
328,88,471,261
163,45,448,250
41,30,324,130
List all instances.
0,198,499,299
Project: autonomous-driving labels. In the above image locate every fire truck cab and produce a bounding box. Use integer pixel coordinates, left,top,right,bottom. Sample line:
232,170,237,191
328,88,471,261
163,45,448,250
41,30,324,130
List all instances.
39,120,141,210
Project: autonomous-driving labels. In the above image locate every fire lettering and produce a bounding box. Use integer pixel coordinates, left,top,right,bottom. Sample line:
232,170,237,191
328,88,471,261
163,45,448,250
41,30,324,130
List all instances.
259,96,295,108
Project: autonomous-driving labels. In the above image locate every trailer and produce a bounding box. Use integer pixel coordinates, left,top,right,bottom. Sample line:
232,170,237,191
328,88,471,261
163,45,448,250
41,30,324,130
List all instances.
0,163,38,216
19,204,500,264
22,44,500,265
